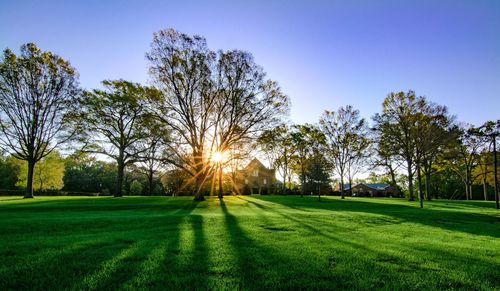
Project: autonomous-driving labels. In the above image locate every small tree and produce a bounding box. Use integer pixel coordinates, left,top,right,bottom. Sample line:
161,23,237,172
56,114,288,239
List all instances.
259,124,295,193
320,105,367,199
445,125,486,200
290,124,324,197
0,43,79,198
305,146,331,201
136,119,171,196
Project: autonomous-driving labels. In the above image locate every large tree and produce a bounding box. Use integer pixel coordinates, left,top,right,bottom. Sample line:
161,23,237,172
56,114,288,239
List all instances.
77,80,157,197
372,91,426,202
474,120,500,203
320,105,368,199
146,29,288,201
371,128,402,187
414,103,455,201
0,43,79,198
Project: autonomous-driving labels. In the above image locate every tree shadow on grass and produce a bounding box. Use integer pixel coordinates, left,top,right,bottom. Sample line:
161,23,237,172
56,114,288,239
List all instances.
0,199,204,291
220,198,348,289
432,199,499,210
251,196,500,238
0,196,186,212
0,238,127,290
118,201,208,290
220,199,284,289
237,196,499,290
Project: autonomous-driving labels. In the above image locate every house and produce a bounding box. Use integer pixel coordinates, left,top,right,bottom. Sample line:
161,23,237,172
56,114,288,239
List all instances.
337,183,401,197
234,158,277,195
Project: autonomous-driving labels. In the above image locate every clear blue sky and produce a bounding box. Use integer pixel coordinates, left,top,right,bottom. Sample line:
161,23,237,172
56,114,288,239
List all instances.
1,0,499,126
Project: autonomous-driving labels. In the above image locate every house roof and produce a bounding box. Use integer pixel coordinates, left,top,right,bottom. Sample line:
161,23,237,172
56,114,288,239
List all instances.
363,183,391,190
343,183,391,191
244,158,273,171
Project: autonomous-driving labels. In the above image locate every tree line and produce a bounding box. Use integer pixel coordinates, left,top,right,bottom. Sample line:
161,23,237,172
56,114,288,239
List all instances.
0,29,498,206
259,92,499,208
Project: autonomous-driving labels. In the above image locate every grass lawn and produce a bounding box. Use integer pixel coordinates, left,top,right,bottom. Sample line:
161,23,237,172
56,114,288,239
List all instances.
0,195,499,290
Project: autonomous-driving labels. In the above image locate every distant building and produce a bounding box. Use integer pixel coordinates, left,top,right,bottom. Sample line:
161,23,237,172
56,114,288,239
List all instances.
234,158,277,194
336,183,401,197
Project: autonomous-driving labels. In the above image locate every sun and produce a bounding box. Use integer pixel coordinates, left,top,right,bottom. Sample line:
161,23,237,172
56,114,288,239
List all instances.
211,151,226,163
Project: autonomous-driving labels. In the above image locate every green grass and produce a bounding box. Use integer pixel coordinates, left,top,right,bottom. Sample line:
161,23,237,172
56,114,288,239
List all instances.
0,195,499,290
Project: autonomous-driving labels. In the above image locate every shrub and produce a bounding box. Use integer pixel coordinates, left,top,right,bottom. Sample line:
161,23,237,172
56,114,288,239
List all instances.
130,180,143,196
152,184,164,196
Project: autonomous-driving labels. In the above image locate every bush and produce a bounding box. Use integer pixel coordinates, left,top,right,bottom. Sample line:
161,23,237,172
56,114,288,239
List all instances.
152,184,164,196
130,180,143,196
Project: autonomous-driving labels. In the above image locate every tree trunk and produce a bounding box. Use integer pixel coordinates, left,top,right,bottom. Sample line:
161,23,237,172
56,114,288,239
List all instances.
465,169,472,200
493,136,499,209
148,168,154,196
218,165,223,199
407,160,414,201
425,172,432,201
115,160,125,197
483,162,488,201
389,166,397,186
193,170,206,201
318,185,321,202
464,181,469,200
340,174,345,199
283,148,288,193
483,178,488,201
348,177,353,197
193,155,206,201
300,160,305,198
416,165,424,208
231,172,235,194
24,159,35,199
468,183,473,200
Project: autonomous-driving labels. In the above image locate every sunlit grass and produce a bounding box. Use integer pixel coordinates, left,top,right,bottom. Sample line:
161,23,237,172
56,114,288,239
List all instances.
0,195,499,290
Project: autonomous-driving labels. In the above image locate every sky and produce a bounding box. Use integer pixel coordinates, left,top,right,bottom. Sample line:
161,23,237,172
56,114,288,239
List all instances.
1,0,499,126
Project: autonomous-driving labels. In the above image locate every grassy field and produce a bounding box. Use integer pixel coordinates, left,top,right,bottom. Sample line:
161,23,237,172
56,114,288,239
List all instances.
0,195,499,290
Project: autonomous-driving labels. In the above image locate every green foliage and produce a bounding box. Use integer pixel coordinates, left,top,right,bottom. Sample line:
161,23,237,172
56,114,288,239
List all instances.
63,153,117,194
152,184,164,196
0,196,498,290
129,180,143,196
0,155,20,189
77,80,159,197
15,151,65,191
289,124,326,195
